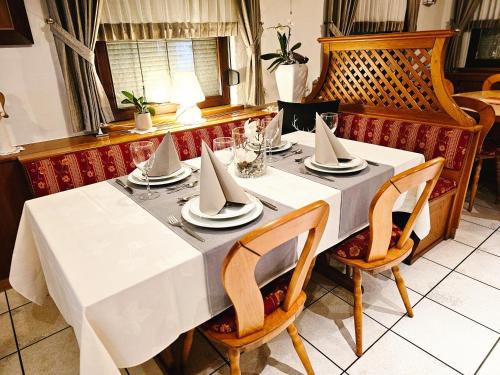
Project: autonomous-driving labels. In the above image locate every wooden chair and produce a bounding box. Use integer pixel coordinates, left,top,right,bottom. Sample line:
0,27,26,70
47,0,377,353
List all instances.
326,157,444,356
453,96,497,210
184,200,330,375
482,74,500,91
444,79,455,95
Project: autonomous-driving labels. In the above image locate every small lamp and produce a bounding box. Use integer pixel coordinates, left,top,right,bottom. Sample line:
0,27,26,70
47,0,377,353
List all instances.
171,72,206,124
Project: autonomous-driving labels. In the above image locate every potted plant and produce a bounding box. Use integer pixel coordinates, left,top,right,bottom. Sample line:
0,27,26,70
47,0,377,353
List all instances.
121,91,156,131
261,24,309,103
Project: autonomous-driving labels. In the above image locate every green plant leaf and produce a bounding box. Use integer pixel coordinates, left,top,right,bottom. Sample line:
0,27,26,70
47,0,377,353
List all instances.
121,91,134,101
268,57,284,72
147,106,155,116
121,98,133,105
290,42,301,52
261,53,281,60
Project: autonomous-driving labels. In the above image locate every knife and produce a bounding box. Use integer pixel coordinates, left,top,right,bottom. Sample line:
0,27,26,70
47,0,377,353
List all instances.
115,178,134,194
258,198,278,211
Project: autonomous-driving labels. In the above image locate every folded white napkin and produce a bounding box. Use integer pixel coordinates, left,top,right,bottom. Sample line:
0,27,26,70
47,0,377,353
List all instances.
264,109,283,147
0,101,5,118
200,142,251,215
315,113,351,165
148,132,182,176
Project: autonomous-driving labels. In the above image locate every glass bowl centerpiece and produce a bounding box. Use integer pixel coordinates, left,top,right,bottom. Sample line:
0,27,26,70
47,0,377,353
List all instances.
232,119,267,178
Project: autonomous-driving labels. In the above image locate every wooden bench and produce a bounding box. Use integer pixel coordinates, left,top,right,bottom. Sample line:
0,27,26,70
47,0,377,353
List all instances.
304,30,481,263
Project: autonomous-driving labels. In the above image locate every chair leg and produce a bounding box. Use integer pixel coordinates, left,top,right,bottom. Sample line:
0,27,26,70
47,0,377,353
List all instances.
468,159,482,211
353,267,363,356
392,265,414,318
182,329,195,365
228,348,241,375
287,323,315,375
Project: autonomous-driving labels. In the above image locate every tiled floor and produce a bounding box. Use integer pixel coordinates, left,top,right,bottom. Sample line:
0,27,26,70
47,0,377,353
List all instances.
1,184,499,375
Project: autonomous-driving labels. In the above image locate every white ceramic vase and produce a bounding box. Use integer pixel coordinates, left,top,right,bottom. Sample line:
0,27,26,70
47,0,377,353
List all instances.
275,63,308,103
134,112,153,131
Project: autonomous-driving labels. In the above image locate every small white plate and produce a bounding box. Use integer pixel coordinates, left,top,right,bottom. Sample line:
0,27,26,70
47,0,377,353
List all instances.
131,166,184,181
127,165,192,186
188,194,257,220
304,157,368,174
310,155,364,170
248,140,291,153
181,198,264,228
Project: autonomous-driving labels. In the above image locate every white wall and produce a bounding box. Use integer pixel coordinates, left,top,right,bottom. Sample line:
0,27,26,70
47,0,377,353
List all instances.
0,0,72,146
417,0,453,30
260,0,324,103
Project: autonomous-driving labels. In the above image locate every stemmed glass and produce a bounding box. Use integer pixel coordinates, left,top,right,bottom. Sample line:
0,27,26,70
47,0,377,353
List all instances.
213,137,235,170
262,117,281,163
320,112,339,134
130,141,160,200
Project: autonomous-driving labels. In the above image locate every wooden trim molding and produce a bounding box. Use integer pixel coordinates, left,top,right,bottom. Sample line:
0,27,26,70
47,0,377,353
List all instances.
0,0,33,46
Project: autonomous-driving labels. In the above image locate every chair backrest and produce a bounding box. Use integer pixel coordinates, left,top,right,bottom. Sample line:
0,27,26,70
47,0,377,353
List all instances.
482,73,500,91
366,158,445,262
444,79,455,95
221,200,329,338
453,96,496,153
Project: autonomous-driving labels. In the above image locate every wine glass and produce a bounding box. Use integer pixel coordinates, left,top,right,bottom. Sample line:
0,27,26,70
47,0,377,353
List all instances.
262,117,280,162
320,112,339,134
213,137,235,169
130,141,160,200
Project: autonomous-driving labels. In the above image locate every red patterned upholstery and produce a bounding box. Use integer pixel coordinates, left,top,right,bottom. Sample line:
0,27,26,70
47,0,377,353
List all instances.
206,275,290,334
23,116,270,197
337,113,472,171
333,224,403,260
430,177,458,201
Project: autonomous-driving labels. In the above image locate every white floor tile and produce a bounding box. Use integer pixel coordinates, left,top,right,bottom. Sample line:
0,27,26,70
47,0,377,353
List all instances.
478,230,500,257
454,221,494,248
456,250,500,289
331,273,422,328
477,340,500,375
381,258,450,295
346,331,459,375
295,293,386,369
213,330,342,375
423,240,475,269
392,298,499,374
428,272,500,332
461,205,500,230
182,330,226,375
127,359,164,375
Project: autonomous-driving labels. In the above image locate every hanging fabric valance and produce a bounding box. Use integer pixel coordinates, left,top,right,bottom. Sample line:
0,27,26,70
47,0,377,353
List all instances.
352,0,407,34
469,0,500,30
99,0,239,41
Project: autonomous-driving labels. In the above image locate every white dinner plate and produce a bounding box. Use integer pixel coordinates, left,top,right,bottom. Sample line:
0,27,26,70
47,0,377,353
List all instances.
181,197,264,228
187,193,257,220
127,165,192,186
310,155,364,170
131,165,185,181
248,140,291,153
304,157,368,174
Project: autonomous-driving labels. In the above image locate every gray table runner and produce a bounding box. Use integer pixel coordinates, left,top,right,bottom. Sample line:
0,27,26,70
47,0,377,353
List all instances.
109,175,297,315
270,145,394,239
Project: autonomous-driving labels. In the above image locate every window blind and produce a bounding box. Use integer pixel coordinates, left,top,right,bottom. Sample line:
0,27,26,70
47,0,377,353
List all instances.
106,38,221,108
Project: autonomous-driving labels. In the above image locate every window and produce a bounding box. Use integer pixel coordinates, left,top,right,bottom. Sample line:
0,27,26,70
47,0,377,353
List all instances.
466,28,500,68
95,37,229,121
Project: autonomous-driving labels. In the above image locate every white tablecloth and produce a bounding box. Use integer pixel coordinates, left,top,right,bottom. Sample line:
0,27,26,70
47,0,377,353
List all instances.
9,131,428,374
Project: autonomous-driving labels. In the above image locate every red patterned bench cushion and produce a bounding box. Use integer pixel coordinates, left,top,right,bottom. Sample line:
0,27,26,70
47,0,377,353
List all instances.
205,274,290,334
337,113,472,171
332,224,402,260
23,116,270,197
430,177,458,201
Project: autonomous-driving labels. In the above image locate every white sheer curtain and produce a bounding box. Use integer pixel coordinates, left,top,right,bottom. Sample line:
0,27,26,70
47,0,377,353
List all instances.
471,0,500,29
353,0,407,34
99,0,239,40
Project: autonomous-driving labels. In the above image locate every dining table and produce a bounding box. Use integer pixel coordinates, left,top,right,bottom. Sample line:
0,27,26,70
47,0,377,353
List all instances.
454,90,500,123
9,130,430,375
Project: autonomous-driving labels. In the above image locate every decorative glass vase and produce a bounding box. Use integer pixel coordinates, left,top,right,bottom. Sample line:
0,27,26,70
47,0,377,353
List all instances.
232,126,267,178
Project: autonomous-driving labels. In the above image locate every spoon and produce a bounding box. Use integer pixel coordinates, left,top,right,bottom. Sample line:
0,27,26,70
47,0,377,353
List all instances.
167,181,198,194
281,149,303,159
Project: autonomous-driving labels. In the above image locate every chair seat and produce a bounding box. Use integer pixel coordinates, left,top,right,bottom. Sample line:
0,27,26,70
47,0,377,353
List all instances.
430,177,458,200
332,224,402,260
205,274,291,334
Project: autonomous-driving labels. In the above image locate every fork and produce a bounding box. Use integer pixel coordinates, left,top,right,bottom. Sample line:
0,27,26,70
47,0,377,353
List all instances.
167,216,205,242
